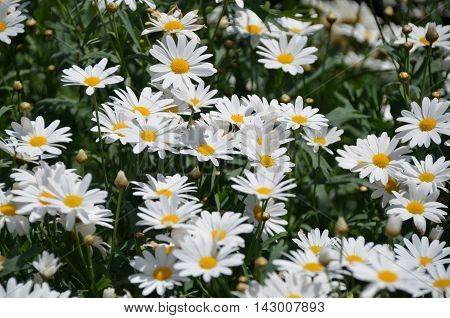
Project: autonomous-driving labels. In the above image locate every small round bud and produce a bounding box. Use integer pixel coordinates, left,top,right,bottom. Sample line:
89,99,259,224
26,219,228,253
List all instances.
19,102,32,113
255,256,268,268
359,186,368,192
326,12,337,25
431,91,441,99
25,18,37,28
302,64,312,73
224,40,235,49
305,97,314,105
215,170,221,176
384,6,394,17
403,41,413,51
189,167,202,179
106,2,119,13
425,23,439,45
429,225,444,241
261,212,270,221
44,29,54,38
235,283,248,292
384,215,402,238
47,65,56,72
16,43,25,51
318,248,332,267
103,287,117,298
135,232,145,239
114,170,129,189
398,72,409,82
402,24,412,35
335,217,349,236
13,80,23,91
83,234,95,246
238,275,249,283
75,25,82,32
75,149,88,164
279,94,291,103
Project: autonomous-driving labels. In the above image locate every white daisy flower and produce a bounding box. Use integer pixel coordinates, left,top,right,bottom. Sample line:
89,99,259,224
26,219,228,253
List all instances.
293,228,334,256
0,278,70,298
0,138,49,164
244,196,287,239
395,97,450,148
339,23,380,46
399,155,450,193
369,177,405,208
32,251,62,280
231,169,296,201
132,173,198,202
270,17,323,37
333,236,374,267
279,96,328,131
231,9,266,46
171,82,219,113
190,211,253,247
216,0,243,8
302,126,343,154
61,58,124,96
90,104,131,145
211,95,253,127
76,223,110,259
335,144,365,172
149,34,217,89
417,264,450,297
0,188,29,236
173,232,245,283
397,23,450,52
5,116,72,158
387,183,447,234
257,33,318,75
0,2,25,44
142,9,203,42
136,195,202,231
129,246,185,296
123,0,155,11
241,95,282,121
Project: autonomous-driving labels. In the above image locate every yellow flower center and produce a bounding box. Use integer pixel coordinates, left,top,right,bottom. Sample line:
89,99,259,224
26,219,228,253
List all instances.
63,195,83,208
253,205,263,221
259,155,275,168
190,98,201,107
0,20,7,32
161,214,179,226
256,138,262,145
419,117,437,131
291,115,308,124
84,76,101,87
419,36,430,46
29,136,48,147
384,178,400,193
419,172,435,183
346,255,364,264
112,122,128,137
364,30,374,40
156,188,173,198
153,266,173,281
171,58,190,74
132,106,151,117
287,293,302,298
256,187,272,196
0,204,16,216
38,191,56,206
197,144,215,156
199,256,218,269
303,262,324,272
164,20,184,31
246,24,263,35
310,245,321,254
166,105,179,113
372,153,390,168
377,270,398,284
277,53,295,64
212,229,227,241
231,114,244,124
433,278,450,289
290,27,301,33
419,256,432,267
140,130,157,142
406,201,425,215
313,137,326,145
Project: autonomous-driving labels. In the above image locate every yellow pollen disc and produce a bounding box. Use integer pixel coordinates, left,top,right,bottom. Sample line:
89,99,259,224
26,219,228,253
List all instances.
287,293,302,298
277,53,295,64
291,115,308,124
0,204,16,216
303,262,324,272
290,27,301,33
161,214,179,226
0,20,7,32
419,117,437,131
190,98,201,107
156,188,173,198
38,191,56,206
83,76,101,87
310,245,321,254
384,178,400,193
256,187,272,196
378,270,398,284
433,278,450,289
153,266,173,281
164,20,184,31
166,245,174,255
112,122,129,137
140,130,157,142
419,256,432,267
132,106,151,117
256,138,262,145
199,256,218,269
212,229,227,241
63,195,83,208
166,105,179,113
246,24,263,35
197,144,215,156
260,155,275,168
231,114,244,124
171,58,190,74
29,136,48,147
313,137,326,145
253,205,263,221
346,255,364,264
419,172,435,182
419,36,430,46
372,153,390,168
406,201,425,215
364,30,373,40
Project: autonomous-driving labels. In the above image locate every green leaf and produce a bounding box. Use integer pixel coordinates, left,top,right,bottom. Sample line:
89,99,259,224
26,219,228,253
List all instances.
262,232,288,250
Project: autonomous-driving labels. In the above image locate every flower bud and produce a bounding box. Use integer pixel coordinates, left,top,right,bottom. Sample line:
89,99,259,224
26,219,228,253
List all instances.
107,2,119,13
384,215,402,238
431,91,442,99
189,167,202,179
384,6,394,17
238,275,249,283
403,41,413,51
44,29,54,38
235,283,248,292
13,80,23,91
261,212,270,221
114,170,129,189
19,102,32,113
429,225,443,241
302,64,312,73
25,18,37,28
359,185,368,192
279,94,291,103
326,12,337,25
425,23,439,45
402,24,412,35
255,256,268,268
398,71,409,82
318,248,332,267
335,217,348,236
83,234,95,246
103,287,117,298
224,40,235,49
47,65,56,72
75,149,88,164
305,97,314,105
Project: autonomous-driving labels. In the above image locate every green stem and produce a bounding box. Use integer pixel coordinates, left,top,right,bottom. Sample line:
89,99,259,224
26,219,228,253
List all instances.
108,188,124,270
211,0,228,42
420,47,432,100
92,95,109,189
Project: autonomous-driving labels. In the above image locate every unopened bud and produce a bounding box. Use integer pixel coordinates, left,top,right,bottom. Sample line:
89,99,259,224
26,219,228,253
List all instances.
431,91,442,99
302,64,312,73
19,102,32,113
280,94,291,103
238,275,249,283
103,287,117,298
261,212,270,221
425,23,439,45
384,6,394,17
106,2,119,13
47,65,56,72
402,24,412,35
75,149,88,164
224,40,235,49
318,248,332,267
429,225,444,241
359,186,368,192
384,215,402,238
326,12,337,25
403,41,413,51
13,80,23,91
44,29,53,38
114,170,129,189
25,18,37,28
83,234,95,246
255,256,268,268
236,283,248,292
335,217,349,236
189,167,202,179
305,97,314,105
215,170,221,176
398,71,409,82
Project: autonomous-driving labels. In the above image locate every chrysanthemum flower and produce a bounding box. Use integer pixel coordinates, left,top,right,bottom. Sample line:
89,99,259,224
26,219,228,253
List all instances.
231,9,266,46
0,3,25,44
241,95,282,121
149,34,217,89
279,96,328,131
32,251,61,280
172,82,219,113
257,33,318,75
416,264,450,298
395,97,450,148
61,58,124,95
333,236,374,267
262,272,328,298
302,126,343,154
244,196,287,239
0,188,29,236
211,95,254,127
369,177,405,208
270,17,323,37
398,23,450,52
0,277,70,298
293,228,334,256
90,104,131,145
